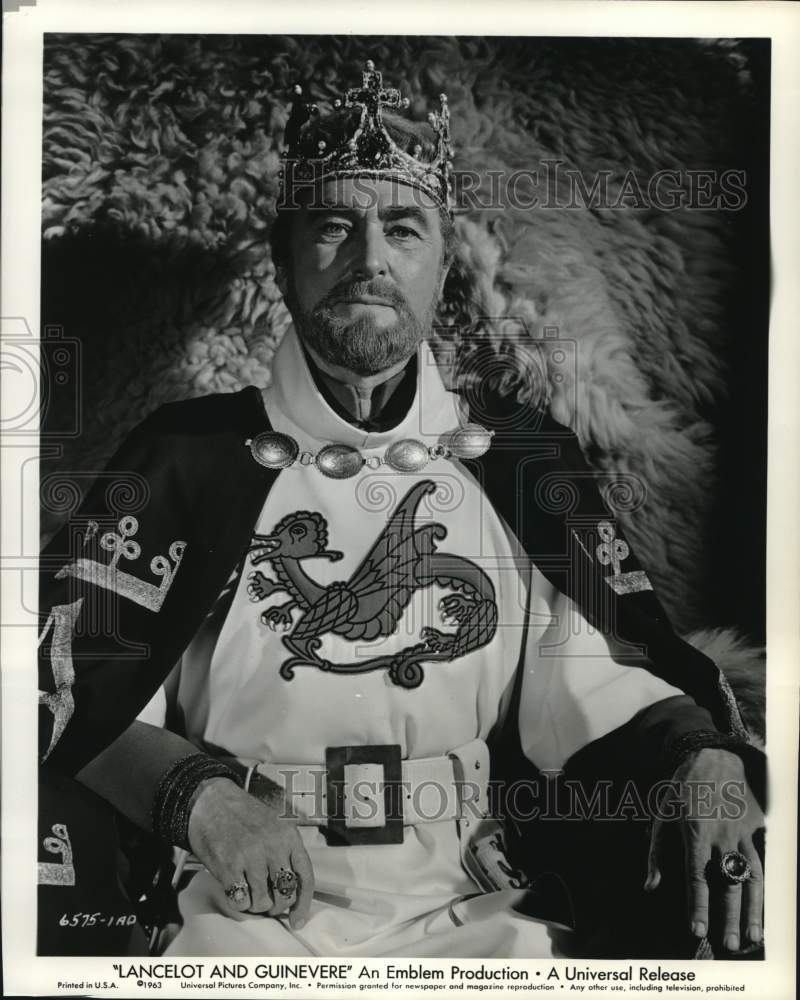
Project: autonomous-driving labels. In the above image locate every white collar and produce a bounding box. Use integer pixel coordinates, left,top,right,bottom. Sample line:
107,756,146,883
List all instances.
265,326,462,450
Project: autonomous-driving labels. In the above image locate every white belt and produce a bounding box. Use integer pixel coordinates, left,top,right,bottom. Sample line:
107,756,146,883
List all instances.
215,739,527,893
245,739,489,840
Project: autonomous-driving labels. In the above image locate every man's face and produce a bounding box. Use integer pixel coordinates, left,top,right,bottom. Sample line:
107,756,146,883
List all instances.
280,177,448,376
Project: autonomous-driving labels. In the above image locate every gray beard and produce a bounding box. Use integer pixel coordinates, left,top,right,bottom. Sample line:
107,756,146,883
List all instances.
287,279,436,377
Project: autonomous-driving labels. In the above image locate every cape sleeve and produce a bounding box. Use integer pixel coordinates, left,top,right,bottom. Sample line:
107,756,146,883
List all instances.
38,410,192,772
473,405,753,737
471,403,764,800
38,388,278,775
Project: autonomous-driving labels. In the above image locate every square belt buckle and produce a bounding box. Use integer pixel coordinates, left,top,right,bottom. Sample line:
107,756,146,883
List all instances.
325,744,403,846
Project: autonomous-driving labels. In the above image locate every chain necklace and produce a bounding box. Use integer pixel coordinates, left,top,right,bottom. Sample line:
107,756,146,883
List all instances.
245,425,493,480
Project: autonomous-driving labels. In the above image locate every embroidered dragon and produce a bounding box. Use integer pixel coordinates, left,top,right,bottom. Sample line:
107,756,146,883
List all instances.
246,480,498,689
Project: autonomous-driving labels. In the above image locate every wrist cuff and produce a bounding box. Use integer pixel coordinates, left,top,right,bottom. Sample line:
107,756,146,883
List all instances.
661,730,752,780
152,753,242,850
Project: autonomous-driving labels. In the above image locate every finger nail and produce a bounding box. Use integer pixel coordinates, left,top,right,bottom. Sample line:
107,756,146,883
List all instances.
724,934,740,952
748,924,762,944
292,918,306,930
691,921,706,938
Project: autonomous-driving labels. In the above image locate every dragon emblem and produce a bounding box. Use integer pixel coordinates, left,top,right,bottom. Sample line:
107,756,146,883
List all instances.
246,480,498,689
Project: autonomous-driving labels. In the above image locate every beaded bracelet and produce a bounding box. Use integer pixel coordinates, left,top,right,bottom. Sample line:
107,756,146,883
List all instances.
152,753,243,850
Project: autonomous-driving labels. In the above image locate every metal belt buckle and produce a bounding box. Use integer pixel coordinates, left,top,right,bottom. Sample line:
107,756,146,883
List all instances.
325,744,404,846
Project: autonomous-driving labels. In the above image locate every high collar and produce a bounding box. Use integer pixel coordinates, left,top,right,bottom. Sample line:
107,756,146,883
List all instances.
264,326,462,450
302,343,417,431
302,341,412,396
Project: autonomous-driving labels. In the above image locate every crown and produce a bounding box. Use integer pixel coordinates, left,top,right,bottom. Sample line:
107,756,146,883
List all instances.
279,60,454,215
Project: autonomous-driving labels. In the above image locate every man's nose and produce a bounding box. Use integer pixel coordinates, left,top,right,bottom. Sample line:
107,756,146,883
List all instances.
351,224,388,279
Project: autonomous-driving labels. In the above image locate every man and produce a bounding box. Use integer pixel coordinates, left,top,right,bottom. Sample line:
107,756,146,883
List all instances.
39,62,764,959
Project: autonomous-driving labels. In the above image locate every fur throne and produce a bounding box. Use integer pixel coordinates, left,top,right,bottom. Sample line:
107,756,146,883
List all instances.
41,34,768,738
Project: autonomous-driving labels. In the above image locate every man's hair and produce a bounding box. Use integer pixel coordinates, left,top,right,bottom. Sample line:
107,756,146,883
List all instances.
270,107,456,271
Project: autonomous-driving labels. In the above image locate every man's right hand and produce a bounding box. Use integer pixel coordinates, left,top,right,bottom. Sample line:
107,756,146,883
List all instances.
187,777,314,929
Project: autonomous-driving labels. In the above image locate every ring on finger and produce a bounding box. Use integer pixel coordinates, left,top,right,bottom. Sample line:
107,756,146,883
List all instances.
719,850,752,885
224,878,250,907
270,867,299,898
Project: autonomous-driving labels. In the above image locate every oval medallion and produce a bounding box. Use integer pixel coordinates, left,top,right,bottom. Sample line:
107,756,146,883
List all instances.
447,424,493,459
384,439,430,473
316,444,365,479
249,432,299,469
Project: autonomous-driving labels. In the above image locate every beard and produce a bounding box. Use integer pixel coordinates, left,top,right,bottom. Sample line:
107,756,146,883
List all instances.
287,276,437,377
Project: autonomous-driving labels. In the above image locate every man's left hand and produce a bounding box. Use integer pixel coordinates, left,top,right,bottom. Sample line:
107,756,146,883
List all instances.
644,748,764,952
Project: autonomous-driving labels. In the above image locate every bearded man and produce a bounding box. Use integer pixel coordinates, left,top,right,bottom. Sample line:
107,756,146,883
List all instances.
38,62,765,960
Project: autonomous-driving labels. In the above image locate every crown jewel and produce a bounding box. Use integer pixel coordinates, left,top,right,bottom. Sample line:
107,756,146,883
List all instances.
280,61,454,214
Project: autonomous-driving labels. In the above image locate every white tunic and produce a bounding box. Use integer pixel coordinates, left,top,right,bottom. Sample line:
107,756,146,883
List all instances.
143,329,681,957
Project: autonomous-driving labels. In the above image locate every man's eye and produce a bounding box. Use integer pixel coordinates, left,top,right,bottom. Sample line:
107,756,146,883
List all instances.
318,221,351,237
388,225,420,240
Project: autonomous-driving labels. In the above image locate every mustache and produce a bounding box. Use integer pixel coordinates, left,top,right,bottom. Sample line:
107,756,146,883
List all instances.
318,279,410,311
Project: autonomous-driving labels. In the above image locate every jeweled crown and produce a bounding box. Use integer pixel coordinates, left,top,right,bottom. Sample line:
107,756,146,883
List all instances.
279,60,454,215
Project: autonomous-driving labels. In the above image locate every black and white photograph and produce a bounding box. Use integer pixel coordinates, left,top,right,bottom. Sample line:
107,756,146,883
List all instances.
2,2,798,996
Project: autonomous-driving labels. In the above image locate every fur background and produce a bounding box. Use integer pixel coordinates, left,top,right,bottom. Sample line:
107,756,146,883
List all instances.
40,35,769,735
